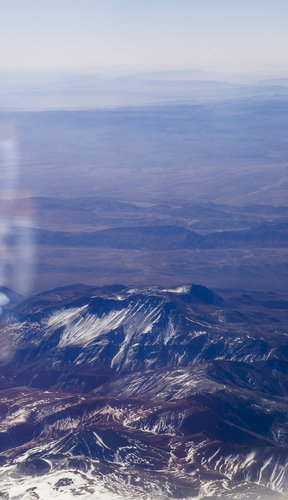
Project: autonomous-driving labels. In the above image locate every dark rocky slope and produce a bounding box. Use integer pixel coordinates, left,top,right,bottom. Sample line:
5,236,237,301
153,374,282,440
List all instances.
0,283,287,498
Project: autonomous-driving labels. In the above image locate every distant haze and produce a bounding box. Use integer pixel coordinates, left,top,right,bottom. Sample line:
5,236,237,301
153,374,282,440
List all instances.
0,0,288,75
1,71,288,111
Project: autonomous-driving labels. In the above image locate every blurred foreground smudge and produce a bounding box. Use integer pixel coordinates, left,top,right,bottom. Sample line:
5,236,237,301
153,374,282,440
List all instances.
0,129,35,307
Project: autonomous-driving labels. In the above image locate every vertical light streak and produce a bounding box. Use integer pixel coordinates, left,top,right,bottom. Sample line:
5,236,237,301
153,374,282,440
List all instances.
0,134,35,307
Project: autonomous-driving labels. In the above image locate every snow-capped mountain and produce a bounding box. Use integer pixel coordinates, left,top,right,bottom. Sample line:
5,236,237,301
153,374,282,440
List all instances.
0,283,287,499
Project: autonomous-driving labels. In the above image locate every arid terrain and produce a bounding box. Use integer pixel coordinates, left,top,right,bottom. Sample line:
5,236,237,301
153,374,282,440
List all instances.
1,97,288,295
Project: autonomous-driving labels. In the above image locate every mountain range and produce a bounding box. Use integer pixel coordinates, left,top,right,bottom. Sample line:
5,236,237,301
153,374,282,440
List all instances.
0,283,287,499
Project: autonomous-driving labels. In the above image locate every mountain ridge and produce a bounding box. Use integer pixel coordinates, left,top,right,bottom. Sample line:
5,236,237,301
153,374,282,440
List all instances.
0,283,287,497
7,221,288,250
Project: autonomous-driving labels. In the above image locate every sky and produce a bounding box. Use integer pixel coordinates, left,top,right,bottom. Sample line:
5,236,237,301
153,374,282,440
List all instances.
0,0,288,76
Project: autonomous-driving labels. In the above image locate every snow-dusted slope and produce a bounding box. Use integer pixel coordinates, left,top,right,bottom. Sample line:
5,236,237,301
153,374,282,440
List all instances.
0,283,287,498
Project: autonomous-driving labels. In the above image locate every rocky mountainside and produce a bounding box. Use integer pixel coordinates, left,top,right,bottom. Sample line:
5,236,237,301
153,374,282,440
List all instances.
0,283,287,499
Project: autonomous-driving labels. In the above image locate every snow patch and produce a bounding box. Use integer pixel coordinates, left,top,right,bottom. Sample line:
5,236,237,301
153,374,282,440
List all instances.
163,285,191,294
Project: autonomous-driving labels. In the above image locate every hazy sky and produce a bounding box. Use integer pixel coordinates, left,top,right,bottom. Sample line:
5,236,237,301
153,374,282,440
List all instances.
1,0,288,75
